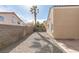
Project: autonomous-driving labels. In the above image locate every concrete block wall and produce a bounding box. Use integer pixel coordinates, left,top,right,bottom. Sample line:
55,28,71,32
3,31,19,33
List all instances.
0,23,34,49
0,24,25,49
24,25,34,36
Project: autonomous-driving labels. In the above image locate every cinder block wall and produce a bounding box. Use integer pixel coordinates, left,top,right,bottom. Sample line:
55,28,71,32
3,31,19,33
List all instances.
24,25,34,36
0,24,24,49
0,23,34,49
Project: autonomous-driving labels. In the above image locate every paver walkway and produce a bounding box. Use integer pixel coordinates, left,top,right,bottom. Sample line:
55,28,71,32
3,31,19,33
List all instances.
0,32,63,53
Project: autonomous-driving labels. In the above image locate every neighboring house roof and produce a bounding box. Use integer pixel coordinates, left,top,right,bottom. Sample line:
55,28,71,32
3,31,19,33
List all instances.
0,12,25,24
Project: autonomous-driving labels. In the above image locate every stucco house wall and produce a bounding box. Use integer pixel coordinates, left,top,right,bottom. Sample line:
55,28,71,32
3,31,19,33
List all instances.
47,6,79,39
47,8,53,33
0,12,25,25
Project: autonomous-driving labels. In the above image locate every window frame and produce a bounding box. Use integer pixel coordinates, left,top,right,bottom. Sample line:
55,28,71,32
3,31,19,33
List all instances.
0,16,4,22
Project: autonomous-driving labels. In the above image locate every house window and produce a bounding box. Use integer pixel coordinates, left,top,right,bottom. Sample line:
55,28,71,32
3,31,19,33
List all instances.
0,16,4,21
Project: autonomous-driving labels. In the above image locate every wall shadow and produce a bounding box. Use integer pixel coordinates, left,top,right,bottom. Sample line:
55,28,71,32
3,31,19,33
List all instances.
35,44,53,53
37,32,63,53
30,42,41,48
34,38,41,41
29,32,63,53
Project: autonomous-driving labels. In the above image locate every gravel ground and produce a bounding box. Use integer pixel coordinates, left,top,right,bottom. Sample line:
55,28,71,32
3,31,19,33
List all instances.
0,32,63,53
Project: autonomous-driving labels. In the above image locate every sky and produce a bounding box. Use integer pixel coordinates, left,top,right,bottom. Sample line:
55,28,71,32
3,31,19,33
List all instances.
0,5,52,23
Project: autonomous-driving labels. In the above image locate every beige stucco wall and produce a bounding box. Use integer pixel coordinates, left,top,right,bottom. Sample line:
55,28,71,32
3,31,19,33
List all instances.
47,8,54,35
52,6,79,39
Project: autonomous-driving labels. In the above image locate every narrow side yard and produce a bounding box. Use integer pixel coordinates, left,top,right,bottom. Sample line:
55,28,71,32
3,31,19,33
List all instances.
0,32,63,53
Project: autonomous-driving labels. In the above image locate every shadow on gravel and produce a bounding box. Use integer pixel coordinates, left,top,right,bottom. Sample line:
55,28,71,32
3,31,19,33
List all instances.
29,32,53,53
35,44,53,53
35,32,63,53
34,38,41,41
30,42,41,48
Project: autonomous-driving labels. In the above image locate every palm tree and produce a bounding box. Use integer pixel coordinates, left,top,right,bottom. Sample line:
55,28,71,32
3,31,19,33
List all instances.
30,6,39,31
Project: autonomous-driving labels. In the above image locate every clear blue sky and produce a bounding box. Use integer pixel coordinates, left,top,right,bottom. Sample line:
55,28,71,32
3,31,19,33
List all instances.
0,5,52,23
